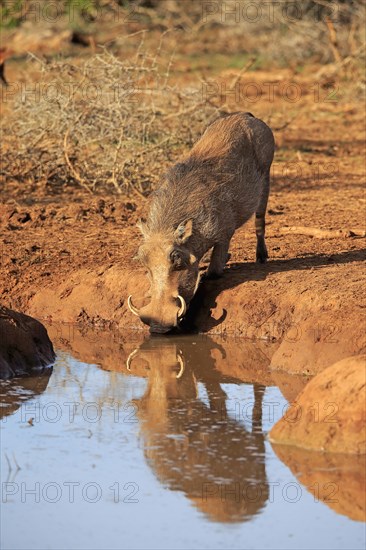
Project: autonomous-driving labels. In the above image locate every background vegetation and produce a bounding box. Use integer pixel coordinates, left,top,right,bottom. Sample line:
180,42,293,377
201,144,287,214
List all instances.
1,0,365,196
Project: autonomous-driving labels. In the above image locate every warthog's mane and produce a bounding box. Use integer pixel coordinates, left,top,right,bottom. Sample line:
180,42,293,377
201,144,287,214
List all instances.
146,154,245,237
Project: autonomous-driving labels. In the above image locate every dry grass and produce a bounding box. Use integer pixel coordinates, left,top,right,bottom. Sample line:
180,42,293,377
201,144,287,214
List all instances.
125,1,366,66
1,43,219,196
1,1,364,197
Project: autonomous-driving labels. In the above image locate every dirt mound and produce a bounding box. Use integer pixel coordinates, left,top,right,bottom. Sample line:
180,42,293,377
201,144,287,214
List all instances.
269,355,366,454
0,307,55,379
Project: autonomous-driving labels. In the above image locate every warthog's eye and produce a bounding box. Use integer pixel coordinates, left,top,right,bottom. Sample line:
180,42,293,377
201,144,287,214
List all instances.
170,249,187,270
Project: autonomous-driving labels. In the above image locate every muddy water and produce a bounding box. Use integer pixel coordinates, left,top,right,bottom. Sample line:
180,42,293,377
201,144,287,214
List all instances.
1,333,365,550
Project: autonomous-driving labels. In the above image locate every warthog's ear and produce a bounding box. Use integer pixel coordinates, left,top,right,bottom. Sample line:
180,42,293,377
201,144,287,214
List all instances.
136,219,148,238
174,219,193,244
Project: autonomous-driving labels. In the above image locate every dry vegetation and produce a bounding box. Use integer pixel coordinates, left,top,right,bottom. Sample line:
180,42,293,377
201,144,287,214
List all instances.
1,45,218,196
1,0,365,197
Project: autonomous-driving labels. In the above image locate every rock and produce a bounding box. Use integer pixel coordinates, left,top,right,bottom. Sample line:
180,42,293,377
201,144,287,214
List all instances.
0,307,55,379
269,355,366,454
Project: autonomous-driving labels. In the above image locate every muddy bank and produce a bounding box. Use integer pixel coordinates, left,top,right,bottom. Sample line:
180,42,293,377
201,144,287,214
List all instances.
0,307,55,379
25,246,365,376
1,207,364,377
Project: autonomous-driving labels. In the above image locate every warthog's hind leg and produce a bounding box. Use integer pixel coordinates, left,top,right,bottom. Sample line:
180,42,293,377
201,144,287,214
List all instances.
256,172,270,263
255,215,268,263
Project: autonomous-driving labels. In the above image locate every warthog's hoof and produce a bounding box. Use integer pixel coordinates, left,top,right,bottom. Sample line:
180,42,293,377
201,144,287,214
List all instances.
256,247,268,263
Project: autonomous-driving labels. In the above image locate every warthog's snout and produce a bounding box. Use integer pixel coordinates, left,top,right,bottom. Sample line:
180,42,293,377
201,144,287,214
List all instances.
128,295,186,333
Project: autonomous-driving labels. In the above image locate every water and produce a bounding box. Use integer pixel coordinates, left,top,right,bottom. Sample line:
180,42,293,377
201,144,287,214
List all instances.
1,333,365,550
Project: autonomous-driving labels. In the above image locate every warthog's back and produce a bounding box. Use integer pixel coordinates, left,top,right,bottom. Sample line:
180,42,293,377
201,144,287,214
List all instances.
147,112,275,242
191,112,274,173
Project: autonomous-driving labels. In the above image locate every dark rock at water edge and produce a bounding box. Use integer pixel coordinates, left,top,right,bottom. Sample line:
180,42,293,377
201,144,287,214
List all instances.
0,307,55,379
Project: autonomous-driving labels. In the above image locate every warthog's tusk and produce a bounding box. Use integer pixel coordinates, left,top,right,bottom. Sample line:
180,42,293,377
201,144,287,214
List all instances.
127,295,140,317
126,348,139,371
193,271,202,296
176,354,185,379
177,295,186,318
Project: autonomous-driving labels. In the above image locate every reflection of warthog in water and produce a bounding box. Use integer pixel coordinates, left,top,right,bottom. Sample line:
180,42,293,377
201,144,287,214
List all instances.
128,112,275,333
127,337,269,523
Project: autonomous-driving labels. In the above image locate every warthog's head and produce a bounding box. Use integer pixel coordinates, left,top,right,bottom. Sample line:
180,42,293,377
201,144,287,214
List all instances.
128,219,200,333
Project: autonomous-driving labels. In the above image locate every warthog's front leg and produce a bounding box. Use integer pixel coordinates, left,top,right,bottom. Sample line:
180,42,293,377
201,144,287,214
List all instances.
206,238,232,279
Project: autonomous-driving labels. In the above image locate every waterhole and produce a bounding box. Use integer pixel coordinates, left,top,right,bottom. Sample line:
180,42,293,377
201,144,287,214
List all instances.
1,330,365,550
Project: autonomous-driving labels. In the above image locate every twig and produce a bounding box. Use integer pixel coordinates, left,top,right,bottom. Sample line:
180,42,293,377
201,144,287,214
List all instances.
164,101,206,120
63,129,93,194
278,226,366,239
135,136,171,154
130,184,147,202
229,57,257,91
109,128,125,194
316,41,366,78
271,110,301,132
324,16,342,63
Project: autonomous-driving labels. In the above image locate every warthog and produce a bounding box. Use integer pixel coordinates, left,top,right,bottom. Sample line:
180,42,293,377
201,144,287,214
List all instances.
128,112,275,333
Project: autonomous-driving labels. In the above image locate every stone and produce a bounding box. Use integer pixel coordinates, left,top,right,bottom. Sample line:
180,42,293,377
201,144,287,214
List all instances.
0,307,55,379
